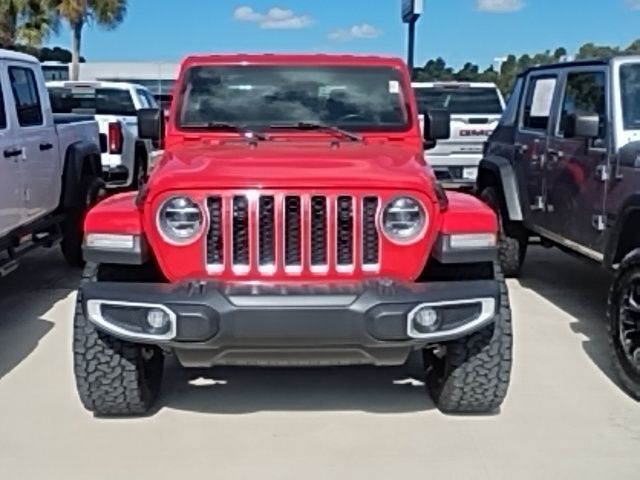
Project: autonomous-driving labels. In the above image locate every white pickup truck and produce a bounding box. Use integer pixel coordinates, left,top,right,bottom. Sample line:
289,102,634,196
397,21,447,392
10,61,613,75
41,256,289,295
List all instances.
413,82,505,189
47,81,158,189
0,49,104,274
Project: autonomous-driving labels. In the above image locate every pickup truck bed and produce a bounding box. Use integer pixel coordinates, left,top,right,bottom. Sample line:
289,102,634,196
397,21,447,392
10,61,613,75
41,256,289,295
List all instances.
53,113,96,125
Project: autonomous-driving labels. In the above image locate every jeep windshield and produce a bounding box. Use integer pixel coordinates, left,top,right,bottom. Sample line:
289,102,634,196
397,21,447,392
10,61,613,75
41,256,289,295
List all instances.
620,63,640,130
177,65,410,133
414,86,503,115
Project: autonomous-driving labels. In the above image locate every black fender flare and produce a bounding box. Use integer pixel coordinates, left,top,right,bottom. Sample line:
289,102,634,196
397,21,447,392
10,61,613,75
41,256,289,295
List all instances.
135,139,150,158
604,194,640,267
60,141,102,208
478,156,524,222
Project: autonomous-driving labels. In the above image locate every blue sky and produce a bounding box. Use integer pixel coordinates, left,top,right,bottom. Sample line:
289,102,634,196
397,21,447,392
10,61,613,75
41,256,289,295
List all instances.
46,0,640,69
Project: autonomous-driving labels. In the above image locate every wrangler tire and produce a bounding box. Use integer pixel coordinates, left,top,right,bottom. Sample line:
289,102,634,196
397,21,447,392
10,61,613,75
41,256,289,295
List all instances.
480,186,527,278
608,250,640,401
73,263,164,416
425,263,513,414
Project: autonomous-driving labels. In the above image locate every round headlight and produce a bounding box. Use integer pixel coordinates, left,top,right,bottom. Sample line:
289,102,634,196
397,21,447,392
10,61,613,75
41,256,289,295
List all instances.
158,196,203,243
382,197,427,243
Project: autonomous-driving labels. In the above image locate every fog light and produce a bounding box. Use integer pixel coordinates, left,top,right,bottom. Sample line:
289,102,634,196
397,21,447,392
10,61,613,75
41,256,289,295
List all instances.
410,306,441,334
146,309,170,330
414,307,438,327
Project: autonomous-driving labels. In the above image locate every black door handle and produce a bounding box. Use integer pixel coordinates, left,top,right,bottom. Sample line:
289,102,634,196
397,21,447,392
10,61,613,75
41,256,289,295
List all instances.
4,148,21,158
39,142,53,151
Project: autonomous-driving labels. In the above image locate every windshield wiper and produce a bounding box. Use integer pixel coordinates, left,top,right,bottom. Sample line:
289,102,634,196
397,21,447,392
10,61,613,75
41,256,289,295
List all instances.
269,122,362,142
181,122,268,140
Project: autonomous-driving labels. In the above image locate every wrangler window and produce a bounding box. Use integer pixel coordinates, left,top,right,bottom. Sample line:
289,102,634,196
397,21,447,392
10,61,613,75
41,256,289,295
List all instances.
559,71,606,139
522,76,557,132
620,63,640,130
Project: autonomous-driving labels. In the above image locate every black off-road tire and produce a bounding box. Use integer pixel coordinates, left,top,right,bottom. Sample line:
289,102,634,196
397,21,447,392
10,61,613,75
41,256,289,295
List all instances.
73,263,164,416
61,176,106,267
480,186,527,278
608,250,640,401
425,263,513,413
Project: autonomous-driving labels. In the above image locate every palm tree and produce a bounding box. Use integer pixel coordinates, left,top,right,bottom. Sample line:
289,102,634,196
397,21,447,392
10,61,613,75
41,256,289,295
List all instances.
18,0,59,46
0,0,58,47
50,0,127,80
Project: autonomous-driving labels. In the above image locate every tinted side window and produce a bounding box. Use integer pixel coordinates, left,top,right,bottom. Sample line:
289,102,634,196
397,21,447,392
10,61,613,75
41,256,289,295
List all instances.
522,76,557,131
559,71,606,139
0,80,6,129
500,78,523,127
49,87,136,116
9,67,43,127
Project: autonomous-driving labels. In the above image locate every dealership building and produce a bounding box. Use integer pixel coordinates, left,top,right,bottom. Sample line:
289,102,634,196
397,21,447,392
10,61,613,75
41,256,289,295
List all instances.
42,61,179,97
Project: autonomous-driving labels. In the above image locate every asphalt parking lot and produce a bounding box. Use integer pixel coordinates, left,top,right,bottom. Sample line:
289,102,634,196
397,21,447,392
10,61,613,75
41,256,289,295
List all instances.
0,247,639,479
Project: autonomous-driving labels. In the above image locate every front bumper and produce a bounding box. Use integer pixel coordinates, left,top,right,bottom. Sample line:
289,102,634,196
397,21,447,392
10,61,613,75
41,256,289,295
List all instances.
81,279,501,367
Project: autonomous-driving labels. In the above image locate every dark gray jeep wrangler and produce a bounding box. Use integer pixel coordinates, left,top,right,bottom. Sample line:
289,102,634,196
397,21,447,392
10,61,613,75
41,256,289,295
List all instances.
476,56,640,400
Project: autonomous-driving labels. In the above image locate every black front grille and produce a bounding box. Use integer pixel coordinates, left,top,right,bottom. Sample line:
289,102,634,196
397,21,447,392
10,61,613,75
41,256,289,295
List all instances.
311,196,327,266
284,196,301,266
206,196,223,265
232,196,249,266
259,196,275,266
362,197,379,265
205,193,381,274
337,196,354,266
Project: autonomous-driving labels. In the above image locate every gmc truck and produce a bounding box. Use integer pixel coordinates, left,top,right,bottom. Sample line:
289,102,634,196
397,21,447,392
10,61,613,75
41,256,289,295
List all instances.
477,57,640,400
0,49,103,274
73,54,513,416
413,82,504,189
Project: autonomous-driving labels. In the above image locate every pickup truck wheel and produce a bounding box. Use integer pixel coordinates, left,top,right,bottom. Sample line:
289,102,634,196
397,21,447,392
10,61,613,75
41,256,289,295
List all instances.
61,176,106,267
609,250,640,400
480,186,527,278
73,263,164,416
424,263,513,413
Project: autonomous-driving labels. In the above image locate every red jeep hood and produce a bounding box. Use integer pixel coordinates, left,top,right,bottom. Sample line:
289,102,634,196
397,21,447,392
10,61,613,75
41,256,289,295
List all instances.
148,141,435,195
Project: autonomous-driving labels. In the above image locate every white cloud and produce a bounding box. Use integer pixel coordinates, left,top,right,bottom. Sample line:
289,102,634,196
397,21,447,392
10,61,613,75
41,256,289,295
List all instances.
627,0,640,9
329,24,382,42
476,0,525,12
233,6,312,29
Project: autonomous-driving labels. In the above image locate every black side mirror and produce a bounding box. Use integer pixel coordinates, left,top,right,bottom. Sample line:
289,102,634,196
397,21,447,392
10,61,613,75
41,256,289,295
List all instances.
565,113,600,139
138,108,166,144
424,109,451,145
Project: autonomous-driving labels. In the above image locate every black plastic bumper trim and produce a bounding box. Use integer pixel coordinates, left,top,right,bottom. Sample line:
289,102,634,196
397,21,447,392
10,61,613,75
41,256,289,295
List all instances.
80,278,501,362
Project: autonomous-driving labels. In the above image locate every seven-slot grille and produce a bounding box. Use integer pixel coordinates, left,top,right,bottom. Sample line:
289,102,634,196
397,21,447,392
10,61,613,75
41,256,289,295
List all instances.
206,194,380,274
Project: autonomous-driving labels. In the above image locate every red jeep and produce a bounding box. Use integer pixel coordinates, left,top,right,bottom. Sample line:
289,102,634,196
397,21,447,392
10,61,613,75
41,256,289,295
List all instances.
74,54,512,416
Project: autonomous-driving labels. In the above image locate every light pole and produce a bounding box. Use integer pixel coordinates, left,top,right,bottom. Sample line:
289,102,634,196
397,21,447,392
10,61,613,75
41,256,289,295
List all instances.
402,0,423,75
494,57,507,73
